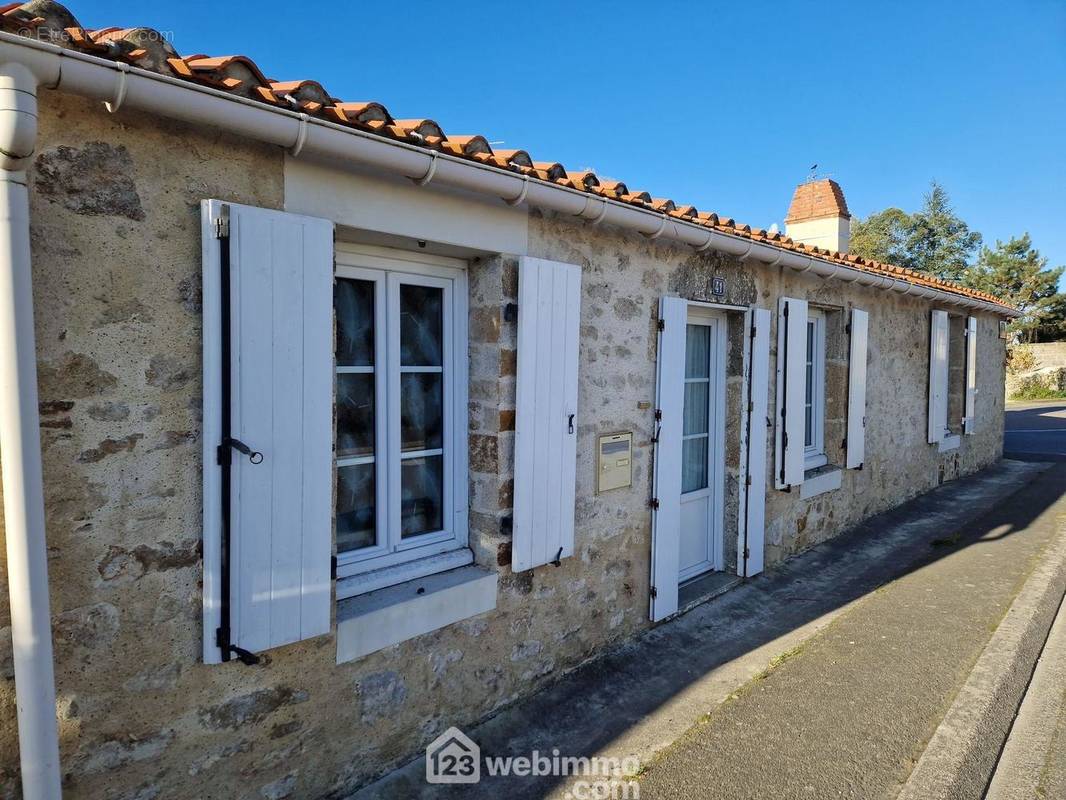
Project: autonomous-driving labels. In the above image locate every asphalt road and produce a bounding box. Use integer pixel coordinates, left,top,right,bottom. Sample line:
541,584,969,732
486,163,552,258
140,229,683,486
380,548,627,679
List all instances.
1005,399,1066,461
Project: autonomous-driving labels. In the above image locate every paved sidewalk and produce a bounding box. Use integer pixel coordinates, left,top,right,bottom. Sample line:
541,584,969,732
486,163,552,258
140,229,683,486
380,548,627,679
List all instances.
638,462,1066,799
352,460,1058,800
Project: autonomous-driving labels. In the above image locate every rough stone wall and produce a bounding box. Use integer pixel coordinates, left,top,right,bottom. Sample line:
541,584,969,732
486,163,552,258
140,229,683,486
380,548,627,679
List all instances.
0,89,1006,799
0,92,648,800
525,210,1005,570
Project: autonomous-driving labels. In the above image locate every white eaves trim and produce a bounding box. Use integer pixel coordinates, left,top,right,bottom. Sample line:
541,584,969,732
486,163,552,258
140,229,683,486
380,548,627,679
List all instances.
0,30,1018,319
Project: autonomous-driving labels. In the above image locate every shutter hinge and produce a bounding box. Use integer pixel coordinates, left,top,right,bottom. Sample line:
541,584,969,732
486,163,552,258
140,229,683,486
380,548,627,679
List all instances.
215,626,259,666
745,474,752,487
743,547,750,559
504,302,518,323
649,498,660,510
331,555,337,581
213,212,230,239
846,322,852,335
650,586,658,599
842,437,847,450
657,318,665,332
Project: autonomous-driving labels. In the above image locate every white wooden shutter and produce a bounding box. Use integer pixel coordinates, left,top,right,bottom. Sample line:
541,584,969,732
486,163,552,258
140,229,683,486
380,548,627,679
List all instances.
739,308,770,578
846,308,869,469
774,297,807,489
927,310,949,444
650,297,687,620
512,257,581,572
964,316,977,434
202,201,334,662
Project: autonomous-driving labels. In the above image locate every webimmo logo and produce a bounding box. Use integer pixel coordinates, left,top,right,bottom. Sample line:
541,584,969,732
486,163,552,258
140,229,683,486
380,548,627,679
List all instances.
425,727,480,784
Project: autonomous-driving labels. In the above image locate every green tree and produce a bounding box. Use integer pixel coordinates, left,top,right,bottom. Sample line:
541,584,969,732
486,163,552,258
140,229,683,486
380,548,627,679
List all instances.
849,207,913,266
964,234,1065,342
848,181,981,280
905,181,982,281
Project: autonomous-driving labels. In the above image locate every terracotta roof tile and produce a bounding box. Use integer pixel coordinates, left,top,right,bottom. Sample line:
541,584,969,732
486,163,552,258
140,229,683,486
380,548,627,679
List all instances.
11,1,1010,311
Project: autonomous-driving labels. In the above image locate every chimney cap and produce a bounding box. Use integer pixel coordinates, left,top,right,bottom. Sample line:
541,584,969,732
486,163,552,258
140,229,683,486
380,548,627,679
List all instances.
784,178,851,223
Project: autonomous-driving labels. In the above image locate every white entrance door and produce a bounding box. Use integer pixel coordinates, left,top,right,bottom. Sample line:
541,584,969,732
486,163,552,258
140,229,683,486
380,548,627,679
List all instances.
678,310,725,582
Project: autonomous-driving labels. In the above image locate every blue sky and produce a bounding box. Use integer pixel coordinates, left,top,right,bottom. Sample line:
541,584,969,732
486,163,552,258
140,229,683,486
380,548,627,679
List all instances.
80,0,1066,284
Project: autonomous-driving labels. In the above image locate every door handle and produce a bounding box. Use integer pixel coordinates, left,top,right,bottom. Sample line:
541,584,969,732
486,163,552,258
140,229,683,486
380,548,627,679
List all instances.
568,414,575,434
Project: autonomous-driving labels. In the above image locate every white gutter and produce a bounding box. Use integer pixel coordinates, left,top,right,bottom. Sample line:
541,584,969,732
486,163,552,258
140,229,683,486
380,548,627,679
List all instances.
0,60,62,799
0,31,1018,318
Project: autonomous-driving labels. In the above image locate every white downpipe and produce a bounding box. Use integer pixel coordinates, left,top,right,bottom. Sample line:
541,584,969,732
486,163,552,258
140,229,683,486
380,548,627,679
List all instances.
0,32,1016,318
0,60,62,799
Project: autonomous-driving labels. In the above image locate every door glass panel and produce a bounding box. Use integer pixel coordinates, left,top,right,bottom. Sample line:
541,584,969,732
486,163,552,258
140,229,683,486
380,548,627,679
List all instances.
683,382,709,435
805,321,814,447
336,373,374,458
682,438,709,493
401,372,443,452
685,324,710,379
400,284,443,366
401,454,444,538
335,278,374,367
336,463,375,552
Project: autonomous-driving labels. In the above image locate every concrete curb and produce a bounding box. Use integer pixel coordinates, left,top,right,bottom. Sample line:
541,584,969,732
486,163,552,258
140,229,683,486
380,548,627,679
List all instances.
985,583,1066,800
896,514,1066,800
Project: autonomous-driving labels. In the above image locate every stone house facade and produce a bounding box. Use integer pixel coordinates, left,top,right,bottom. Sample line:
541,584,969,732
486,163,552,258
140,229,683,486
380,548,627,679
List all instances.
0,4,1016,799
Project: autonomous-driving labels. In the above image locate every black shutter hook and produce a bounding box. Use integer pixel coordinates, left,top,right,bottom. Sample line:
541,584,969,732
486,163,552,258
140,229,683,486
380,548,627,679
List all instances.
224,437,263,464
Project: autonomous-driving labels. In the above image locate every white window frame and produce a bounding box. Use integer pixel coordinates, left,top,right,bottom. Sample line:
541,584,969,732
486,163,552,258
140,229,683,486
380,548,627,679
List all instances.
804,309,828,470
334,244,469,598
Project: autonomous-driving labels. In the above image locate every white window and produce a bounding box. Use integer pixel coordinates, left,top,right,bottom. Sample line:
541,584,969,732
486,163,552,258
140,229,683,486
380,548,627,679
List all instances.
334,245,468,597
804,309,827,470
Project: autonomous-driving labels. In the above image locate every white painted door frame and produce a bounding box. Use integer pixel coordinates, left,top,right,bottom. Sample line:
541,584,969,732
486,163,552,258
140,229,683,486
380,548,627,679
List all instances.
678,306,727,582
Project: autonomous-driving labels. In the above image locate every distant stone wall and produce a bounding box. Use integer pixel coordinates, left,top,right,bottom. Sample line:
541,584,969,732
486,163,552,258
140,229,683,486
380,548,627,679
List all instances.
1028,342,1066,370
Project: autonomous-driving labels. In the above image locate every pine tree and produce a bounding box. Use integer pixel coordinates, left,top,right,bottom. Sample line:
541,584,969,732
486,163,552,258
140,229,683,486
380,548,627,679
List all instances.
964,234,1065,342
848,181,981,280
904,181,982,281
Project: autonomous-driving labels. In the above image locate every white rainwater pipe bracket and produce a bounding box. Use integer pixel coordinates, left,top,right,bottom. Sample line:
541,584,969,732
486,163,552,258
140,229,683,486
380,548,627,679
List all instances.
0,58,62,800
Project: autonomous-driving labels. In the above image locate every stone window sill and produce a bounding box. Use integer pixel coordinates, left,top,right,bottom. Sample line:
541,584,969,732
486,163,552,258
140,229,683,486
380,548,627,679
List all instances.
938,434,961,453
336,548,473,600
336,564,497,664
800,464,842,500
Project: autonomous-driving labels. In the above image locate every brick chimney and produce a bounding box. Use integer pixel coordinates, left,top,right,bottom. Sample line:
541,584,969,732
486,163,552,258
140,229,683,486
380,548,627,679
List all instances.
784,179,851,253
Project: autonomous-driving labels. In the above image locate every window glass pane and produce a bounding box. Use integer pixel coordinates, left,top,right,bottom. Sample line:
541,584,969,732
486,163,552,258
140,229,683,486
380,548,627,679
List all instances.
685,324,710,379
401,372,443,452
401,455,444,538
336,373,374,458
805,321,815,448
682,437,709,493
400,284,443,367
335,278,374,367
336,463,375,552
683,381,709,435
